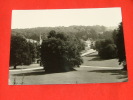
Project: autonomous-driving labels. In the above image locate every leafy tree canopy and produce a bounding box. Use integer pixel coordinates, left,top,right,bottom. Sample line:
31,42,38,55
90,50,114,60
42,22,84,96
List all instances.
10,35,37,69
41,30,85,72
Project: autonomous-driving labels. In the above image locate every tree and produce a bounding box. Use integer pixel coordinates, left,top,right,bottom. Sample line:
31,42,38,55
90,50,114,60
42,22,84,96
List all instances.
47,30,56,38
115,22,127,70
27,42,37,63
95,39,117,59
10,35,32,69
89,29,98,40
112,29,118,44
41,31,85,73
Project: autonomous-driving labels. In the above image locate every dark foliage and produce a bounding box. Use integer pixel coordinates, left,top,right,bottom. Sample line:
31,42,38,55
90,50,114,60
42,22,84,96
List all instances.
10,35,37,69
41,31,85,72
95,39,117,59
114,22,127,70
115,23,126,63
12,25,115,41
27,42,37,62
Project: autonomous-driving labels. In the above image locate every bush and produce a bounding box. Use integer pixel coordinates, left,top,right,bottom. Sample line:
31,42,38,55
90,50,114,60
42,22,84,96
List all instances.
99,44,117,59
41,31,85,72
95,39,117,59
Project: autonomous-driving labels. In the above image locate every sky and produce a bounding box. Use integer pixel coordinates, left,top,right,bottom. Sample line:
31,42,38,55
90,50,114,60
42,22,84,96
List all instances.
11,7,122,29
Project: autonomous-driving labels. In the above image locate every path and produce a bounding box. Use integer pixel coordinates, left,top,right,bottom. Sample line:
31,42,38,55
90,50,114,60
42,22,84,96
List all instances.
81,49,96,57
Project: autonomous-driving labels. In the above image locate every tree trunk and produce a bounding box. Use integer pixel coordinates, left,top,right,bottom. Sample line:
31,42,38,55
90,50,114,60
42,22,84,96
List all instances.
14,65,17,69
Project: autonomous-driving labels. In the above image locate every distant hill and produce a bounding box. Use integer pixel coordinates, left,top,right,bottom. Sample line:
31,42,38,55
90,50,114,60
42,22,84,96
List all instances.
106,26,118,30
12,25,116,41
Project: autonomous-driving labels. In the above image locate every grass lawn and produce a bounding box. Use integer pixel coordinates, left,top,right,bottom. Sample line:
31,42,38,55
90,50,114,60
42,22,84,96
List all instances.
9,51,128,85
82,52,121,67
9,66,128,85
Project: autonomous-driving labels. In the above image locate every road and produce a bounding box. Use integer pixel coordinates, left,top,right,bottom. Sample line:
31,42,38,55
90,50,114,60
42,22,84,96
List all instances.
81,49,96,57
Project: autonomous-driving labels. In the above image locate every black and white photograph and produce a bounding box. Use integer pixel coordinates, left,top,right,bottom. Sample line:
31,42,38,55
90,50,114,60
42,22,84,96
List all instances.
9,8,128,85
